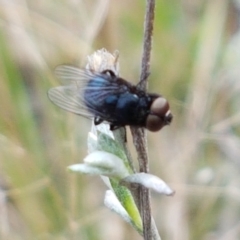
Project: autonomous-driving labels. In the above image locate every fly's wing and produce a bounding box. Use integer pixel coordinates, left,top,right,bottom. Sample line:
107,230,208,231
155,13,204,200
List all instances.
48,65,121,120
48,85,93,118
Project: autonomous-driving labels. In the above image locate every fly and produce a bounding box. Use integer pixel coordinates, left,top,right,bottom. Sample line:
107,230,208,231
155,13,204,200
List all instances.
48,65,173,131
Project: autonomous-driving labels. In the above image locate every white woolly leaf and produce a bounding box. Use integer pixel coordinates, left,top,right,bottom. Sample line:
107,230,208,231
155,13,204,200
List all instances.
122,173,175,196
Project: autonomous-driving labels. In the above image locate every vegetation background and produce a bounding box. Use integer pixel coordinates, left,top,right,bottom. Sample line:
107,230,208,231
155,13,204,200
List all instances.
0,0,240,239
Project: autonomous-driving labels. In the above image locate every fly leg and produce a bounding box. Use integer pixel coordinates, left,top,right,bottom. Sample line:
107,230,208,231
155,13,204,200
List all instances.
110,124,120,131
101,70,116,78
136,72,151,89
110,124,127,131
94,117,104,125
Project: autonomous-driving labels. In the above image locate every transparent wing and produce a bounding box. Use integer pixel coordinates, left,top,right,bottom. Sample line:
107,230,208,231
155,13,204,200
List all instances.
55,65,96,86
55,65,117,88
48,85,93,118
48,65,124,119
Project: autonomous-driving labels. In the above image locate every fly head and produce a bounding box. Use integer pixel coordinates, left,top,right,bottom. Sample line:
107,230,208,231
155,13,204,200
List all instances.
146,97,173,132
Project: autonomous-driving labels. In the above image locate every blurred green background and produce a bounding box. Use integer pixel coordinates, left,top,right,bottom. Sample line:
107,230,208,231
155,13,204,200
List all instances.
1,0,240,239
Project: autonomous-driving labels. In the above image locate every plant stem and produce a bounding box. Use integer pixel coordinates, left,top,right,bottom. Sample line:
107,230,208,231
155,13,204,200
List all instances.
130,0,157,240
139,0,155,90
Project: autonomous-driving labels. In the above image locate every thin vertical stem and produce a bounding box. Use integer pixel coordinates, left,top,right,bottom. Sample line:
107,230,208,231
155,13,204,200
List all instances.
139,0,155,90
130,0,156,240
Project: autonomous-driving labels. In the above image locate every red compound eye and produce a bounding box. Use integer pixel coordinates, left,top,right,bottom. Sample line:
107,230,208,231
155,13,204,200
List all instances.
151,97,169,116
146,97,173,132
146,114,165,132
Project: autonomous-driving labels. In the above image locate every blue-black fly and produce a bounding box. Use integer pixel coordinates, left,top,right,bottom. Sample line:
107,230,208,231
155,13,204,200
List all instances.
48,65,172,131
